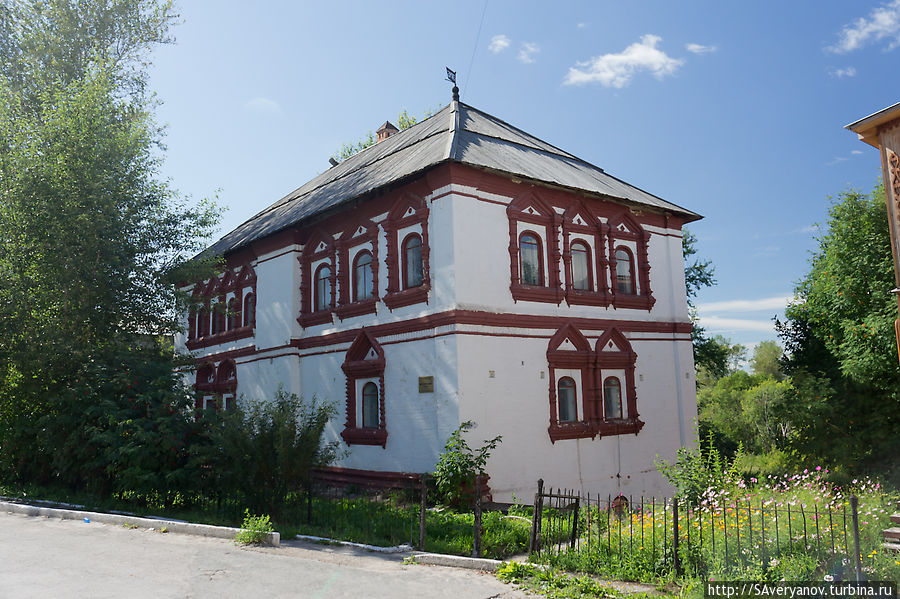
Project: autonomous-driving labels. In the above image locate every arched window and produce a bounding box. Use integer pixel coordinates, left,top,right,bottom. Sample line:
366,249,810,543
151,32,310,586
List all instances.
353,251,374,302
604,377,623,419
199,306,210,337
402,233,423,289
211,302,224,334
615,247,635,295
188,308,197,340
361,382,379,429
557,377,577,423
243,293,256,328
519,232,543,286
314,264,332,311
571,241,591,291
226,298,238,330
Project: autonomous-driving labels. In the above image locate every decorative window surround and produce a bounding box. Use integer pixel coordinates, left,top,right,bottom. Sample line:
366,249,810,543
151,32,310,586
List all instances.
383,193,430,310
607,212,654,311
187,264,256,350
341,330,387,447
546,323,644,442
507,192,563,304
335,219,379,320
298,229,337,328
562,203,610,307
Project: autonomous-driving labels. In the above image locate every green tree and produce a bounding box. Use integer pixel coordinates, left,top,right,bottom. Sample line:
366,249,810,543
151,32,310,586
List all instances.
778,185,900,475
682,228,733,382
750,340,783,379
0,0,219,490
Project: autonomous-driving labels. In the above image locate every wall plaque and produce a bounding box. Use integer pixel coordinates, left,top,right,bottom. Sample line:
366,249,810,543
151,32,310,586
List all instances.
418,376,434,393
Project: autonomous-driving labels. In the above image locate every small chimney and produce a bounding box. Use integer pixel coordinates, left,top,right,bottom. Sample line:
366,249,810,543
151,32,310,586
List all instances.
376,121,399,143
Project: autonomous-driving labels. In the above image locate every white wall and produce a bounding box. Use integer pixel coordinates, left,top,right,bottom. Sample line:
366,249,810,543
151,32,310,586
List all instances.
455,332,694,502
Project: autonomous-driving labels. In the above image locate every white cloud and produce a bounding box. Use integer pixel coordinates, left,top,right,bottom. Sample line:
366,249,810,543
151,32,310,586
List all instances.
697,316,777,333
831,0,900,53
563,34,684,87
518,42,540,64
830,66,857,78
245,96,281,115
852,149,864,155
686,43,716,54
826,156,849,166
697,296,792,313
577,22,587,29
797,224,818,234
488,34,510,53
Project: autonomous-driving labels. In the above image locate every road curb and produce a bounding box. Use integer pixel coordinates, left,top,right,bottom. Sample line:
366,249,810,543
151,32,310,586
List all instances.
0,500,280,546
410,552,503,571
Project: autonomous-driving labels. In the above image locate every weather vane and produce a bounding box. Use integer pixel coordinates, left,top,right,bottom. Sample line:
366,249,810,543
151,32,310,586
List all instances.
446,67,459,102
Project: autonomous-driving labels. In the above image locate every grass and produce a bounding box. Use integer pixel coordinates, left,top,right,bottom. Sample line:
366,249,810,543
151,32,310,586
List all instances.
0,480,529,559
496,561,674,599
529,471,900,584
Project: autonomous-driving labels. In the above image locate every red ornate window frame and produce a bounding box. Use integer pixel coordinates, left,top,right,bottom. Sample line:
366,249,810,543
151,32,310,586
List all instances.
194,359,238,411
383,193,430,310
335,219,379,320
607,212,654,310
546,323,644,442
314,263,333,313
507,192,563,304
614,246,636,295
186,264,256,350
341,330,387,447
562,203,610,307
298,229,337,328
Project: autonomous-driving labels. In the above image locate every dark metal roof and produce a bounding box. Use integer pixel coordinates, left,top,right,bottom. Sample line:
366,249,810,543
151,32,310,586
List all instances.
203,101,700,257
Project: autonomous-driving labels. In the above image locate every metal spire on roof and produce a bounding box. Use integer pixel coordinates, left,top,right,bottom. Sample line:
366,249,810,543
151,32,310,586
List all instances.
446,67,459,102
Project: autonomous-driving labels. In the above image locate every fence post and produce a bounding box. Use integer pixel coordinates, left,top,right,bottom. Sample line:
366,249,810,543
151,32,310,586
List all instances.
529,478,544,554
419,474,428,550
473,474,483,558
673,498,681,577
570,495,580,549
850,495,863,582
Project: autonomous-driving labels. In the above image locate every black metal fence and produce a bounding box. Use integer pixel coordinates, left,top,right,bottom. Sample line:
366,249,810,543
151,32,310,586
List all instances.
529,480,867,579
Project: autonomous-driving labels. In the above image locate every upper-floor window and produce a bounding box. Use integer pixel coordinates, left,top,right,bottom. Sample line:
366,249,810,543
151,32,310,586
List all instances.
243,292,256,327
353,251,374,302
211,301,225,335
198,306,210,337
402,233,423,289
226,298,239,330
315,264,332,311
519,232,543,286
604,377,623,419
362,382,379,429
615,247,635,295
571,241,591,291
557,377,577,423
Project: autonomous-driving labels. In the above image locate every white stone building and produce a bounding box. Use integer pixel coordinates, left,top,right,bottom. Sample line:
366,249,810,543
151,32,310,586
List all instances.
178,96,701,502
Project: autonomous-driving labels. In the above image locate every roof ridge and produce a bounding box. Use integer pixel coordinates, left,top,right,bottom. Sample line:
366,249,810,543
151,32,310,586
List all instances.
228,105,454,229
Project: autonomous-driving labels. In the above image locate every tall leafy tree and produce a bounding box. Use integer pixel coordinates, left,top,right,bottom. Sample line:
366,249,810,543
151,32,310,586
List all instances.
683,228,735,381
778,185,900,474
0,0,219,488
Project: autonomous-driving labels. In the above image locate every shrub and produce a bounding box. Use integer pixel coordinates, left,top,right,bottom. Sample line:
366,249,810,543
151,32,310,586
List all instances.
655,430,734,503
203,389,340,517
234,510,273,545
432,421,501,507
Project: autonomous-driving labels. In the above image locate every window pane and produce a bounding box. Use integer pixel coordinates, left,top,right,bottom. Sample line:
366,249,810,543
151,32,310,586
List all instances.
604,378,623,419
572,243,590,291
558,378,577,422
615,249,633,294
362,382,379,429
354,252,373,301
404,235,423,288
520,234,541,286
315,265,331,311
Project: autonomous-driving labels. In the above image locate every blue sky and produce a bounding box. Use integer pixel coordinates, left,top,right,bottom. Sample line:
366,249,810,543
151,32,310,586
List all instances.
149,1,900,351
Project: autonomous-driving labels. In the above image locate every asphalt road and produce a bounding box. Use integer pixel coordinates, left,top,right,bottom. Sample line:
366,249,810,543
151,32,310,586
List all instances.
0,512,533,599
